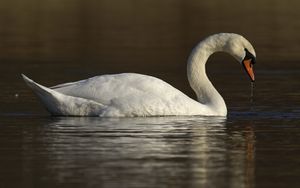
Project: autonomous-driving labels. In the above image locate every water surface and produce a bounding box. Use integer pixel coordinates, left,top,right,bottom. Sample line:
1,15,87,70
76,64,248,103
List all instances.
1,0,300,187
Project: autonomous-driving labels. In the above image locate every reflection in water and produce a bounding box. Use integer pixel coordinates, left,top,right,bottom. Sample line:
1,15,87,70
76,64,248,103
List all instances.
245,124,255,188
7,116,254,187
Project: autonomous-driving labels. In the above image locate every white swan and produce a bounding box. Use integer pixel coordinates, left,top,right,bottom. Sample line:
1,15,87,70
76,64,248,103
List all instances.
22,33,256,117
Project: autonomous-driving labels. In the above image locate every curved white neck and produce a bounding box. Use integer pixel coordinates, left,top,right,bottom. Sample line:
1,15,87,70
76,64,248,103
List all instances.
187,35,228,115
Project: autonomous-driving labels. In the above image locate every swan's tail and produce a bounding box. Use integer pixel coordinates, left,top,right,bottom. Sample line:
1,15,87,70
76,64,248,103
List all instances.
21,74,105,116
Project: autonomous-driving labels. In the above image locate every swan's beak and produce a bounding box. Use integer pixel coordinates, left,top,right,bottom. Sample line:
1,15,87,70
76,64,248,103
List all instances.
242,59,255,82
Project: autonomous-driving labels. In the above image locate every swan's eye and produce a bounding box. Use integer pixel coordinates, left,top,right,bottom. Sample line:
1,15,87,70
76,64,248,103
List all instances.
244,48,256,64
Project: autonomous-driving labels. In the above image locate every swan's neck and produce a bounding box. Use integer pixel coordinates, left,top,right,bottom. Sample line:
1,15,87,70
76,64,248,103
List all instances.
187,35,227,115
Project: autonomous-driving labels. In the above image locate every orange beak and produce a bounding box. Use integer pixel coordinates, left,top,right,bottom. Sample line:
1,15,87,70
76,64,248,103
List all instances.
242,59,255,82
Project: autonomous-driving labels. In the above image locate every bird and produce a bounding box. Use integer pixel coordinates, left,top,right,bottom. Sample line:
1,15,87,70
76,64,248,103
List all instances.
22,33,256,117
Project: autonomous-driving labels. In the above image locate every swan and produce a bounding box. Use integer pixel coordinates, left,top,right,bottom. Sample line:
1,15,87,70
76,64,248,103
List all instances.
22,33,256,117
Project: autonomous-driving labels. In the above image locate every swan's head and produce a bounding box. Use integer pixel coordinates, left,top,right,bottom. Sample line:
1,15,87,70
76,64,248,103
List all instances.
223,33,256,82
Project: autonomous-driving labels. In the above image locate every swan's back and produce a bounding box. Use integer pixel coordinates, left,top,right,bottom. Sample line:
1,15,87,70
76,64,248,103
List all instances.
51,73,205,116
54,73,178,104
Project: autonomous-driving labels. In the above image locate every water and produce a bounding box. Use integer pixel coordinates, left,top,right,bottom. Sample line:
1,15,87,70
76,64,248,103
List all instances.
250,82,254,99
1,0,300,187
1,115,300,188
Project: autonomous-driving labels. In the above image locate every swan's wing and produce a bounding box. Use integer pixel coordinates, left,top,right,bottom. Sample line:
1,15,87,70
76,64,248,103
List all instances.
22,74,106,116
50,80,86,89
52,73,182,104
51,73,205,116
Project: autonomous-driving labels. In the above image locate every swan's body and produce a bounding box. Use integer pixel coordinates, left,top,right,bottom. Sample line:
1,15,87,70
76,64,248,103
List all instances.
22,33,256,117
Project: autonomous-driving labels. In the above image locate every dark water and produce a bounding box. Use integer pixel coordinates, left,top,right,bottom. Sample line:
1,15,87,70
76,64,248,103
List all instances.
1,0,300,187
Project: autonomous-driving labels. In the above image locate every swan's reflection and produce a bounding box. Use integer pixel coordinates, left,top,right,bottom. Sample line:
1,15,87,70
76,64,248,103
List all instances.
38,116,255,188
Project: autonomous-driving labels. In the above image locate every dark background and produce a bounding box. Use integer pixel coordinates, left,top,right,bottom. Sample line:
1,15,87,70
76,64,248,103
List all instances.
2,0,300,114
